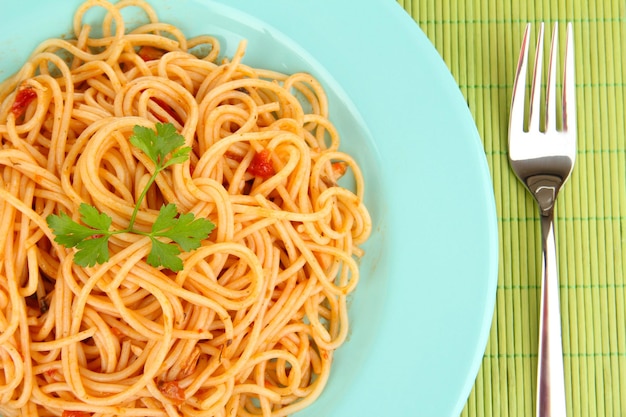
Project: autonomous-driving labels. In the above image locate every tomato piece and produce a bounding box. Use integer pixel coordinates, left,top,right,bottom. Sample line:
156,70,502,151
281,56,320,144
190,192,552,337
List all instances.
247,149,275,179
158,380,185,405
44,368,61,381
150,97,182,125
11,87,37,118
61,411,90,417
331,162,348,181
138,45,166,61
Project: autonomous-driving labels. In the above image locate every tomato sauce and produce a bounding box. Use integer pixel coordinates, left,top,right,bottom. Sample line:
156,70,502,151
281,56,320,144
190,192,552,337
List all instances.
11,87,37,118
247,149,275,179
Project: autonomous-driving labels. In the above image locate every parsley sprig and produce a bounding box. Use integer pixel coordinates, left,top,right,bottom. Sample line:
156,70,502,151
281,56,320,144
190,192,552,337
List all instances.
46,123,214,272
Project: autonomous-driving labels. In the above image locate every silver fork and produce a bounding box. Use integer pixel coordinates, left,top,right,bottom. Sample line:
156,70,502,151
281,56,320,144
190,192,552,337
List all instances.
508,22,576,417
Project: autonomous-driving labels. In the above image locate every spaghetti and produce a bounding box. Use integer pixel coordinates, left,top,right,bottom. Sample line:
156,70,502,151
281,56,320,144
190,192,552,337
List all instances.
0,0,371,416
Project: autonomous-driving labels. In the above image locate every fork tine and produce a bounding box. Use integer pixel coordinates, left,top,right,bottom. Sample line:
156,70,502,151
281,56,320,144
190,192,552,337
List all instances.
563,22,576,134
510,23,531,135
545,22,558,132
528,23,545,132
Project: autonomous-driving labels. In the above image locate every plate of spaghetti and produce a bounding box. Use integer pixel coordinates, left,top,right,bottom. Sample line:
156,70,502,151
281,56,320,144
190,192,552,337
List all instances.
0,1,498,416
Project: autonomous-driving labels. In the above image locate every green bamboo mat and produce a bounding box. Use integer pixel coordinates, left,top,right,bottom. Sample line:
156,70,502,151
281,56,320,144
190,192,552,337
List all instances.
397,1,626,416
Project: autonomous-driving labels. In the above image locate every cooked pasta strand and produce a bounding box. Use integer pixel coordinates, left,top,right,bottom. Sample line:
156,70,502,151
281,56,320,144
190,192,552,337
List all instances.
0,1,371,416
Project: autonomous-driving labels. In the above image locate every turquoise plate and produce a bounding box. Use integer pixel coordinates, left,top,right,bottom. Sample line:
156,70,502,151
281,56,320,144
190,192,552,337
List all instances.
0,1,498,416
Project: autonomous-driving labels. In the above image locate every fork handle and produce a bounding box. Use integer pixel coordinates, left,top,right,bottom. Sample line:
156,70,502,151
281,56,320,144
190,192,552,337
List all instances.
536,212,567,417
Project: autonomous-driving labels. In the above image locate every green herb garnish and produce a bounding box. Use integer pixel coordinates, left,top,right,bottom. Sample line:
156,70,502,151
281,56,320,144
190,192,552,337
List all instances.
46,122,214,272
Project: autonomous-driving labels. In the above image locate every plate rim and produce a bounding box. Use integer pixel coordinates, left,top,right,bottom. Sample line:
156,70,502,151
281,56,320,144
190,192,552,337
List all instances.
0,1,499,415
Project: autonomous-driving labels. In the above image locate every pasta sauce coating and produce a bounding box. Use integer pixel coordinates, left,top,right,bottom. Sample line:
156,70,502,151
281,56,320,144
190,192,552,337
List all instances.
0,0,371,416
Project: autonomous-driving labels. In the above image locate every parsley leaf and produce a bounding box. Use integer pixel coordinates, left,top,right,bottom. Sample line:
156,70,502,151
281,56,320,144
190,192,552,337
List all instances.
151,203,179,233
152,203,215,251
79,203,112,231
47,210,102,247
46,122,215,271
130,122,186,166
147,237,184,272
154,122,186,160
74,235,111,267
47,203,114,267
163,146,191,169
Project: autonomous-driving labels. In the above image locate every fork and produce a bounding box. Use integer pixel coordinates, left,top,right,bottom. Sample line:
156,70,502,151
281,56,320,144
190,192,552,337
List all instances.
508,22,576,417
